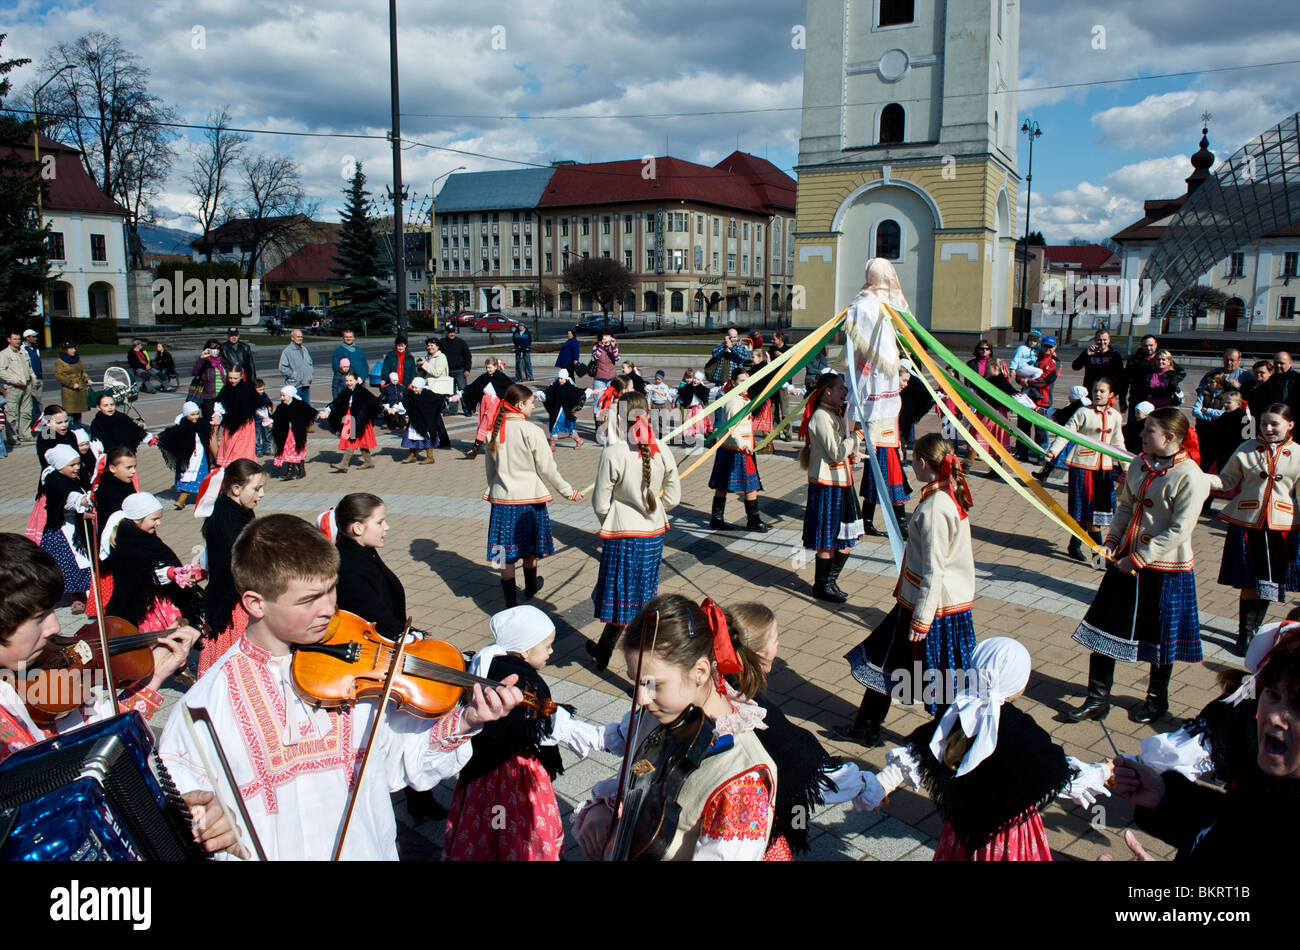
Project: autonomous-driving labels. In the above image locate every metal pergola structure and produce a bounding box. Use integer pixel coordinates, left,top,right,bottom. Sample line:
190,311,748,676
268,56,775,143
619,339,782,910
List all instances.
1141,111,1300,326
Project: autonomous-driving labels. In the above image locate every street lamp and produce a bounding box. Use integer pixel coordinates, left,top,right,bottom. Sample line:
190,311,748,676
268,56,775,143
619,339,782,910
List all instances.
428,165,466,329
33,63,75,348
1017,118,1042,339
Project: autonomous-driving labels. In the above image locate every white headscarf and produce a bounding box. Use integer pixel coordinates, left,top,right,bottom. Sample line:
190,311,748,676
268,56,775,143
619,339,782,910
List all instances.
99,492,164,559
41,444,80,484
1226,621,1300,706
280,385,298,399
409,376,427,391
174,401,202,424
468,606,554,679
556,369,570,382
928,637,1031,776
858,258,911,314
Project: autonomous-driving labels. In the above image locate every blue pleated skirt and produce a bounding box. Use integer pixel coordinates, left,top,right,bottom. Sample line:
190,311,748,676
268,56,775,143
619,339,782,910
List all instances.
803,482,860,551
551,408,576,436
40,526,90,597
708,448,762,493
486,502,555,564
859,445,909,505
1077,565,1202,665
847,603,978,714
592,533,665,624
1066,467,1116,528
176,451,210,494
1218,522,1295,594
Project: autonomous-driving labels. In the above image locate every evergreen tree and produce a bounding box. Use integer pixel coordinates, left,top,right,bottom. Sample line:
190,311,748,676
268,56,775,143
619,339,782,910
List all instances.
0,35,52,329
332,163,393,332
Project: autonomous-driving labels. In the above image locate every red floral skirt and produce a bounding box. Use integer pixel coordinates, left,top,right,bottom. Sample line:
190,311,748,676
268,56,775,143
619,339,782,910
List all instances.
442,754,564,861
338,419,377,451
198,603,248,677
933,809,1052,861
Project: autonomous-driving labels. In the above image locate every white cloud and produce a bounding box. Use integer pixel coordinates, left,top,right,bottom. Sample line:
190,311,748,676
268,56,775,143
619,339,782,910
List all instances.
1019,154,1191,243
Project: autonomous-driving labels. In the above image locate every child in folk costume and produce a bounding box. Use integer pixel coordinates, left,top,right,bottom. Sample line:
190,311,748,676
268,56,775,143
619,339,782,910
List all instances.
253,379,275,458
92,447,137,524
851,637,1096,862
210,365,264,467
708,366,768,533
678,370,713,446
398,376,447,464
573,594,778,861
593,375,627,445
542,369,585,450
35,406,92,490
1069,408,1213,725
1037,377,1127,562
321,369,382,473
156,514,526,860
646,370,677,442
837,434,978,746
859,409,910,539
26,445,94,612
799,371,865,604
158,402,209,509
444,606,604,860
463,357,513,460
1211,404,1299,655
100,492,206,633
270,385,315,480
90,392,156,459
381,372,408,432
588,392,682,671
484,383,583,607
196,459,266,676
723,602,869,860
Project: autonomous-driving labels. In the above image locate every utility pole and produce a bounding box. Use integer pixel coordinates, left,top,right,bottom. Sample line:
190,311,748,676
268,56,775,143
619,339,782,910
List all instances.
389,0,406,333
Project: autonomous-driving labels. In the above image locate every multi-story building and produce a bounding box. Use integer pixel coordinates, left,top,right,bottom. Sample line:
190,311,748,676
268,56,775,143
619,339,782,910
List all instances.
262,243,344,311
792,0,1020,343
1112,127,1300,335
431,154,796,325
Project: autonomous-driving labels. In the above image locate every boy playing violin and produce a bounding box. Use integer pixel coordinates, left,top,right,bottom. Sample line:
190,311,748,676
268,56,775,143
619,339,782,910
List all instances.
0,533,228,852
157,514,525,860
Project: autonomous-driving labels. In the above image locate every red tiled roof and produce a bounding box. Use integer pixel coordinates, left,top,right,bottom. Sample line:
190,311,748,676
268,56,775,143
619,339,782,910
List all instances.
712,151,797,211
1042,245,1120,271
263,243,342,283
537,153,794,214
0,134,127,216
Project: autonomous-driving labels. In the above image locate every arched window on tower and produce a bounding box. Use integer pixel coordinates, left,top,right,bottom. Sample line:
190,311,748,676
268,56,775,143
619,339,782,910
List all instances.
875,220,902,261
879,104,905,144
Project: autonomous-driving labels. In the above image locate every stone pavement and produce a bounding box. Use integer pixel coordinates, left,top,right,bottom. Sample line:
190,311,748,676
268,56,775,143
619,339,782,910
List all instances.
2,353,1285,862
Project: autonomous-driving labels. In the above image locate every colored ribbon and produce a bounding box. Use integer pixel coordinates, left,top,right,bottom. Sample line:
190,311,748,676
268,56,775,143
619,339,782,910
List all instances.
938,453,970,519
629,415,660,457
701,598,739,694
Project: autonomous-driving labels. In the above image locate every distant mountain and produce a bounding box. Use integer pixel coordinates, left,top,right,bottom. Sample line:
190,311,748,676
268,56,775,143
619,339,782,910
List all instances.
138,224,201,255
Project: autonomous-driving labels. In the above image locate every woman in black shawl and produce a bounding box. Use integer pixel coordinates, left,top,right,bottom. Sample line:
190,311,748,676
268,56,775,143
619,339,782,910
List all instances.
90,392,154,453
398,376,447,464
31,444,93,607
93,447,138,525
271,384,317,479
210,365,262,466
321,369,383,472
101,493,204,630
541,370,585,450
157,403,209,508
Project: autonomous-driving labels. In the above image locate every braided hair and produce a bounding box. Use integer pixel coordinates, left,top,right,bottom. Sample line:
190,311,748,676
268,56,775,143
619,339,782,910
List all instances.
799,371,843,471
914,433,974,511
620,392,657,514
488,383,535,453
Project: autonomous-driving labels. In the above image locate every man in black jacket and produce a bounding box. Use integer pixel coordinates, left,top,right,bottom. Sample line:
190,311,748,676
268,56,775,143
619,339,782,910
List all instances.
1071,329,1127,404
219,327,256,381
1123,334,1160,420
441,327,473,415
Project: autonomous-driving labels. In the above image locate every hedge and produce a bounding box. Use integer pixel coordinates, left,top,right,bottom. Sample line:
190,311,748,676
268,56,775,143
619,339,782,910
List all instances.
49,316,120,345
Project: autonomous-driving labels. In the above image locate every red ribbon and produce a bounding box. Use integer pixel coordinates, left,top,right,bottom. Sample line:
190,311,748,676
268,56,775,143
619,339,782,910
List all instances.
629,415,660,457
798,393,820,441
938,453,970,519
490,401,523,442
700,598,740,694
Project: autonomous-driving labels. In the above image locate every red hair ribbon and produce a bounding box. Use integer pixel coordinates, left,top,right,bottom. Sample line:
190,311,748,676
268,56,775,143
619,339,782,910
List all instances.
597,386,618,413
700,598,740,694
798,392,820,442
490,401,523,442
629,415,660,457
938,453,969,519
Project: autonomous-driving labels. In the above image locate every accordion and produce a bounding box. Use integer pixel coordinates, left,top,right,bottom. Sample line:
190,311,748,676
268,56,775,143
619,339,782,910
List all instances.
0,711,206,861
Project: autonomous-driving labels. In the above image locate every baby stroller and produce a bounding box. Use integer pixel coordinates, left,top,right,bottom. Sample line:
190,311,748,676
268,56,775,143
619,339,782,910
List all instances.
93,366,149,426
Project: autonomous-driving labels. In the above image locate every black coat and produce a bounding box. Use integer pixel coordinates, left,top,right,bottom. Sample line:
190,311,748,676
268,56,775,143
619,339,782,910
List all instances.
402,388,446,442
327,384,382,435
1200,408,1250,474
898,379,936,437
219,340,256,380
202,494,255,635
752,694,841,855
1135,770,1300,861
621,372,647,395
103,519,202,627
93,475,134,525
1070,348,1126,394
441,335,472,373
542,380,585,428
271,398,316,454
90,411,147,452
157,417,207,475
456,653,563,788
335,536,407,640
462,369,513,412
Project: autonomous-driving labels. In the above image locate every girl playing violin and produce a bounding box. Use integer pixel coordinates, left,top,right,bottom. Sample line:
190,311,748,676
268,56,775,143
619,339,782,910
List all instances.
573,593,777,861
483,383,583,607
444,605,604,860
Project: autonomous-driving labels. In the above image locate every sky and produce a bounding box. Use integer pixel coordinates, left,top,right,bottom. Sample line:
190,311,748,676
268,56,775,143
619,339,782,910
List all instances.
4,0,1298,245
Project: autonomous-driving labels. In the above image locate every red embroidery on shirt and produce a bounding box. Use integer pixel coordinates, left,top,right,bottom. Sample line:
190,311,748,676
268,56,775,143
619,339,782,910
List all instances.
225,648,356,814
699,769,773,842
0,705,38,762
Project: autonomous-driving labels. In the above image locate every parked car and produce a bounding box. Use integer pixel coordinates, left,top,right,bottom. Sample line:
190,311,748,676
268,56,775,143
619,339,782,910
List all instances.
452,310,482,327
474,313,523,332
575,312,627,334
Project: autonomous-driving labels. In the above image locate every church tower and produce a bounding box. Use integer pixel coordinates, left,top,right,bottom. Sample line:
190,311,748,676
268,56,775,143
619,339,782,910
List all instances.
792,0,1020,339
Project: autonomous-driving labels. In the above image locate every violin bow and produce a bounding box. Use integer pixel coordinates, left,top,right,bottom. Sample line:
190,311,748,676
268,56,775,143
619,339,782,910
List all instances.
180,704,267,861
330,615,413,861
613,610,658,818
82,511,119,717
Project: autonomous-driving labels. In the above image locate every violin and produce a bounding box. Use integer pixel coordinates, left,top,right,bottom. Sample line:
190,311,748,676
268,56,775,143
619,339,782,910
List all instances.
289,610,556,720
24,617,162,726
604,703,716,861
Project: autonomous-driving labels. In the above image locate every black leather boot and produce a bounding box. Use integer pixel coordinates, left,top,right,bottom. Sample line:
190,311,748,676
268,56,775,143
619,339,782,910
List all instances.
710,496,736,531
813,557,846,603
586,623,621,671
1067,652,1115,722
826,549,851,600
1067,536,1088,562
466,440,483,460
1130,663,1173,723
500,576,518,608
743,498,769,532
892,504,909,540
1235,599,1270,656
862,500,883,536
523,566,543,599
830,689,885,746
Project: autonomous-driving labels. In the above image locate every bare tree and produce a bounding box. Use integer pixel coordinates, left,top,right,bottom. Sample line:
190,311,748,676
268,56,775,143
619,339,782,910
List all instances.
28,31,176,231
232,152,316,282
186,107,248,251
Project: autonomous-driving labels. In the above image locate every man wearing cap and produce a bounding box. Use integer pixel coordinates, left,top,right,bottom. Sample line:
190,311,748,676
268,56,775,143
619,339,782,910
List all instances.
21,330,42,387
1023,335,1060,452
0,332,36,444
441,326,472,415
219,326,256,382
1123,334,1161,421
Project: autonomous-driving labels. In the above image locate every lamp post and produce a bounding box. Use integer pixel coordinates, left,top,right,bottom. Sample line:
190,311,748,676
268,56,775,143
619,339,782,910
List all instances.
1016,118,1042,339
388,0,408,333
428,165,466,330
33,64,75,348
